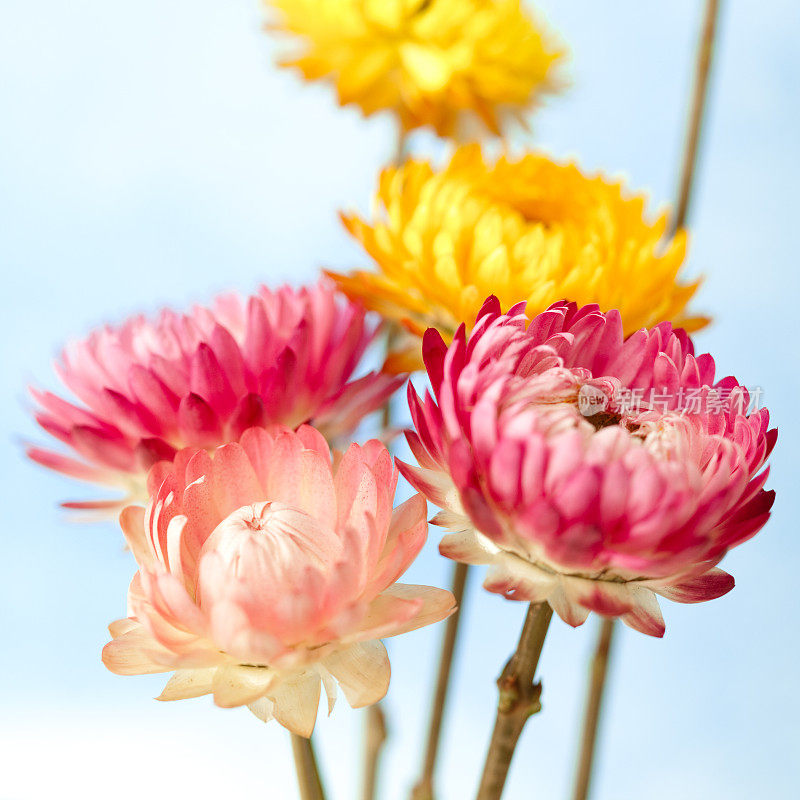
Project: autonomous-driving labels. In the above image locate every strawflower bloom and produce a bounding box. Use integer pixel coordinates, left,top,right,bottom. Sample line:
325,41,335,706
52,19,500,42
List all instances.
266,0,565,138
103,425,456,735
399,298,775,637
27,281,401,513
331,146,707,371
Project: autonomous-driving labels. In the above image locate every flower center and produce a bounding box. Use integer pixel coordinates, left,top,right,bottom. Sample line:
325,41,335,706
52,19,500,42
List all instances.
586,409,639,433
203,501,342,571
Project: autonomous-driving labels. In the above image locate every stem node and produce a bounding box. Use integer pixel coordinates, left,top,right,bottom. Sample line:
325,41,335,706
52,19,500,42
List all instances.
475,602,553,800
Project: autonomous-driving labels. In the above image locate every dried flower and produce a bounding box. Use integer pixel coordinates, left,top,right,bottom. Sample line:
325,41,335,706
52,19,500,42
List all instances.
331,147,706,371
266,0,565,137
399,298,775,636
28,282,400,513
103,425,456,734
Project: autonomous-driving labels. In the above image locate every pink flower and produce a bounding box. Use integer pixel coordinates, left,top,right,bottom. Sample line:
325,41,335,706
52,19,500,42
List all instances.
399,298,776,637
103,425,455,735
28,281,401,513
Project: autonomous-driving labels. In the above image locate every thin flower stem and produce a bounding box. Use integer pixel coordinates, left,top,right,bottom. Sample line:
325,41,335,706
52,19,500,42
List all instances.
380,325,400,434
291,734,327,800
570,618,616,800
363,146,407,794
475,602,553,800
362,704,388,800
670,0,722,237
363,334,396,800
568,5,722,799
410,561,472,800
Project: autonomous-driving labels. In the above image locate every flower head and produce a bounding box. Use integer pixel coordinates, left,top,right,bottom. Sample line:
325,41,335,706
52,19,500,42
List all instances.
103,425,455,735
27,281,401,513
330,146,707,371
399,298,775,637
266,0,565,137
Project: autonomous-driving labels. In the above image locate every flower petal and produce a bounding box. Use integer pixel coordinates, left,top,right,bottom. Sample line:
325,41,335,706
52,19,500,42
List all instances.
212,664,280,708
102,623,174,676
620,586,666,638
270,671,322,738
157,668,217,701
357,584,456,640
322,641,390,709
247,697,275,723
651,568,735,604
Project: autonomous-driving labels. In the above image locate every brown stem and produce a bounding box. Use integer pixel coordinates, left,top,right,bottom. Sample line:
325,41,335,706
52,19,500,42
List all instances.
570,619,616,800
410,561,471,800
475,602,553,800
567,5,723,792
362,300,400,800
670,0,722,237
361,703,389,800
291,734,326,800
380,322,401,434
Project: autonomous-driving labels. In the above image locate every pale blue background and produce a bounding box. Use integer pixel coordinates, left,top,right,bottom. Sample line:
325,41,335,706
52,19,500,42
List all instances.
1,1,798,798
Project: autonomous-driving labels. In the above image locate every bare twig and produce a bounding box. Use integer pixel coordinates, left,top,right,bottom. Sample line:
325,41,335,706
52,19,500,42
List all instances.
569,5,723,798
570,619,616,800
291,734,326,800
475,602,553,800
361,704,389,800
363,115,406,794
410,561,471,800
670,0,722,237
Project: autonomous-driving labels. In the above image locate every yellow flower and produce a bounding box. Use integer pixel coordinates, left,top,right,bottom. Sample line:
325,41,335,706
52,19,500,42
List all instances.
329,145,708,371
265,0,566,137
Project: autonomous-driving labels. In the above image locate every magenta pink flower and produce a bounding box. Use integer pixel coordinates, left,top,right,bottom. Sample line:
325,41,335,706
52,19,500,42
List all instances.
28,281,401,513
399,298,776,637
103,425,455,735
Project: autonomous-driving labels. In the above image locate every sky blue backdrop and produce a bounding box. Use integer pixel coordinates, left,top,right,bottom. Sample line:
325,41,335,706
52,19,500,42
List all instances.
1,1,798,798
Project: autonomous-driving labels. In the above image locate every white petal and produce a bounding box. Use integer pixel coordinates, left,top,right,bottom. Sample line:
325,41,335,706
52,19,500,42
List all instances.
212,664,279,708
101,624,173,676
119,505,155,568
157,668,217,701
108,617,139,638
318,665,338,715
400,463,459,511
270,671,322,737
620,586,665,638
322,641,390,710
165,515,189,585
439,530,496,565
430,509,474,532
247,697,275,723
482,557,556,603
548,576,591,628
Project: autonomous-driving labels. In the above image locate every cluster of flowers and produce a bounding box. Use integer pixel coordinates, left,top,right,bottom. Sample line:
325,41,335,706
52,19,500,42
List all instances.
28,180,775,737
25,1,775,766
30,281,456,733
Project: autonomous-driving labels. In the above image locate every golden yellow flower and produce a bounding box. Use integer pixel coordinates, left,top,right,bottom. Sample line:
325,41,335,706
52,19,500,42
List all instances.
265,0,566,137
329,145,708,371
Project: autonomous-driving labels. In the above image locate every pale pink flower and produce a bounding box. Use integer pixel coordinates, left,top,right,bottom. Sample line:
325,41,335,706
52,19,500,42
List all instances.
103,425,455,735
399,298,776,637
28,281,401,513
